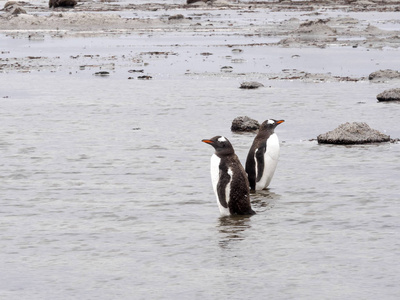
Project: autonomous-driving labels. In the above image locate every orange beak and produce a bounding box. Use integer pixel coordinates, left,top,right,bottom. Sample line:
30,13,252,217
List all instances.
202,139,213,144
276,120,285,124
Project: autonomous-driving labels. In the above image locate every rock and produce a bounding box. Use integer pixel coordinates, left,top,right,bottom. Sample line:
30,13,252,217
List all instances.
168,14,184,20
220,66,233,73
187,0,207,4
137,75,152,80
317,122,390,144
231,116,260,132
94,71,109,76
239,81,264,89
376,88,400,101
368,69,400,81
49,0,77,8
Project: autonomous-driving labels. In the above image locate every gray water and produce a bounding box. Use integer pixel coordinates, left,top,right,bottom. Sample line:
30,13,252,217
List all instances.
1,31,400,299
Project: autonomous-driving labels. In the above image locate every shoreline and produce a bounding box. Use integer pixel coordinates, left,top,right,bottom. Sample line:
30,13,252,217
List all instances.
1,0,400,80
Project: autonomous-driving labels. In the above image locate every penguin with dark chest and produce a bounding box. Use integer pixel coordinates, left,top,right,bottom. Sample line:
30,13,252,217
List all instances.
202,136,255,216
245,119,284,191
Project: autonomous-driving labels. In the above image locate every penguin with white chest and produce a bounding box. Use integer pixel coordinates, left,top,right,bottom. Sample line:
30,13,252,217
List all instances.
245,119,285,191
202,136,255,216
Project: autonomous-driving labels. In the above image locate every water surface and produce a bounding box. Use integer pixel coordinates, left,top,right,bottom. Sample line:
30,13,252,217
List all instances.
1,24,400,300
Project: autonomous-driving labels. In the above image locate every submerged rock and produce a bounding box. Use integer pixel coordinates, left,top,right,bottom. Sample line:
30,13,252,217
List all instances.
376,88,400,101
368,69,400,81
317,122,390,144
231,116,260,132
239,81,264,89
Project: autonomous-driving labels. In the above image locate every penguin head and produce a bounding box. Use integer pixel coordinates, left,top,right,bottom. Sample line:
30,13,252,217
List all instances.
260,119,285,132
202,136,235,156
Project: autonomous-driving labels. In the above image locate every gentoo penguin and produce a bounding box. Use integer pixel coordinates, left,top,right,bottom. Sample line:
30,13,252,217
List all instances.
245,119,285,191
202,136,255,216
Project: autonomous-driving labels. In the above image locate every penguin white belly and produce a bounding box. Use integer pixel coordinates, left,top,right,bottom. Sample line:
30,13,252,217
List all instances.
210,154,231,216
256,133,280,190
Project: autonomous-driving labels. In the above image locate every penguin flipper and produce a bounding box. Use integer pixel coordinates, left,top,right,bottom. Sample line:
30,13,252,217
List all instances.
255,145,266,182
217,167,231,209
245,150,256,191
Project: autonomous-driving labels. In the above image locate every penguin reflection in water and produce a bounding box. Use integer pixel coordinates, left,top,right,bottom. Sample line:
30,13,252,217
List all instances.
246,119,285,191
202,136,255,216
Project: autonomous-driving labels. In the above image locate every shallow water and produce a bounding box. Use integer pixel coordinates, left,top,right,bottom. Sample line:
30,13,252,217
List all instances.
1,24,400,300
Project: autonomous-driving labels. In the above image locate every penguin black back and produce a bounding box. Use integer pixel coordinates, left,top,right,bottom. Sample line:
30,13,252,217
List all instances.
245,119,284,191
202,136,255,216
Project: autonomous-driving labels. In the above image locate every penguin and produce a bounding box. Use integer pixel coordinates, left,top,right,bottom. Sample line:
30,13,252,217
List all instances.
202,136,255,216
245,119,285,191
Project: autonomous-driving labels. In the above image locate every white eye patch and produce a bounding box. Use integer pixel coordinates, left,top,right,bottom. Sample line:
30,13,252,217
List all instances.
218,136,227,142
267,119,275,124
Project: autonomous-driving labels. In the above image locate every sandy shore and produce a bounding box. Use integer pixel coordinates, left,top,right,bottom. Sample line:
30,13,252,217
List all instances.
2,0,400,41
1,0,400,78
